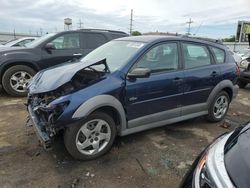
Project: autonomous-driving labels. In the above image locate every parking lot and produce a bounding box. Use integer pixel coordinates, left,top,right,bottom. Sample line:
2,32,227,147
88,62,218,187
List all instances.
0,86,249,188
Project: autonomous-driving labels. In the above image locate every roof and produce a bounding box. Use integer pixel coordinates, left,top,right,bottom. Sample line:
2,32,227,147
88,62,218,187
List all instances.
59,29,128,35
116,35,225,48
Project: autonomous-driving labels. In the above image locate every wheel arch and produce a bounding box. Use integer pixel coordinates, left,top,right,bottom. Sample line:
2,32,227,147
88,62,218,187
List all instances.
72,95,127,135
207,80,234,105
0,61,39,83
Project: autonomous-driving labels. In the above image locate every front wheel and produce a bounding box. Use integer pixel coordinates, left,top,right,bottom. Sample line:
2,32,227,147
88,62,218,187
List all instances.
206,91,230,122
64,112,117,160
2,65,36,96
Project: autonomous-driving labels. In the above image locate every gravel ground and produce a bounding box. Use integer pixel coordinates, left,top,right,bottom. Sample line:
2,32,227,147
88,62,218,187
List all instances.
0,86,249,188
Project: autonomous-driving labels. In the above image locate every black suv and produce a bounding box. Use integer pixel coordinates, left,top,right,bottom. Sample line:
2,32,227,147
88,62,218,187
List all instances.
0,29,128,96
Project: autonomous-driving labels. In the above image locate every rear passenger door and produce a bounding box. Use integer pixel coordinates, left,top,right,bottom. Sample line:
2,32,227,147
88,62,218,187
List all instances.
181,42,221,113
82,33,108,56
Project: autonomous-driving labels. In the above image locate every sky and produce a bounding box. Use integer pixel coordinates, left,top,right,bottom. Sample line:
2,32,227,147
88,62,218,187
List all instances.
0,0,250,38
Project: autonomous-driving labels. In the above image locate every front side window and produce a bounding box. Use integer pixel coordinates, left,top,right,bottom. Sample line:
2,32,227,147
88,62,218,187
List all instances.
182,43,211,69
134,43,179,73
211,47,225,64
50,33,80,49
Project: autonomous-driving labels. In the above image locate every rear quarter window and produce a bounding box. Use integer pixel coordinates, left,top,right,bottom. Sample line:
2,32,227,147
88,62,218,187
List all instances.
211,47,225,64
110,33,127,40
83,33,107,49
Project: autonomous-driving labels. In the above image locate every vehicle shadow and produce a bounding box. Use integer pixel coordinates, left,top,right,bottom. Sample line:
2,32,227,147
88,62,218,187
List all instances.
48,116,217,164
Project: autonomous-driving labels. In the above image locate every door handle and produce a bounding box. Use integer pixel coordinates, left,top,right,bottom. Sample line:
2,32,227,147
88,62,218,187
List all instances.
173,77,183,84
210,71,218,77
73,53,82,56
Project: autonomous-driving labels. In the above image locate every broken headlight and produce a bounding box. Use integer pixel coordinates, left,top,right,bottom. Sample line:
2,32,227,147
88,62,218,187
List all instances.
47,100,70,124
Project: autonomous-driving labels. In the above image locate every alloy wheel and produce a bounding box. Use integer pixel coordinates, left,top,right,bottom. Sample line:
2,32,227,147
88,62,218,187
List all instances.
9,71,32,93
213,95,228,119
75,119,111,155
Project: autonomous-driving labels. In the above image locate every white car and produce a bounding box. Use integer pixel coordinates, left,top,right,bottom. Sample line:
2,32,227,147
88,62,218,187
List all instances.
236,49,250,59
230,51,242,63
1,37,37,48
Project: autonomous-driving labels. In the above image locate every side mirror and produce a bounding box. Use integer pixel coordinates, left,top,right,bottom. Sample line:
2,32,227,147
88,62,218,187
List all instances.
45,43,56,51
127,68,151,79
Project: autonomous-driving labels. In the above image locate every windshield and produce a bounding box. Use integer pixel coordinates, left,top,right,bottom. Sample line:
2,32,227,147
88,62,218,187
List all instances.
80,40,145,72
26,33,56,48
4,39,18,46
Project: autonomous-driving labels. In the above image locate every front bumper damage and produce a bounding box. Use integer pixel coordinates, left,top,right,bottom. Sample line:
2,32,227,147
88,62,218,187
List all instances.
27,105,52,149
26,93,70,150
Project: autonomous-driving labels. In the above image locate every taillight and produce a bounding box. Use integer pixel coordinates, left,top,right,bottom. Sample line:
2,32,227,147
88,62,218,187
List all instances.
236,64,240,77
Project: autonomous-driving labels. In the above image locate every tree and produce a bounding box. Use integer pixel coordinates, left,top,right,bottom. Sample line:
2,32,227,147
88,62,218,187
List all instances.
223,35,236,42
131,31,142,36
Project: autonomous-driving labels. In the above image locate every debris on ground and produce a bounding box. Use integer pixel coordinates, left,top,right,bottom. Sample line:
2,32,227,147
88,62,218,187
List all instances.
71,177,80,188
219,119,231,129
136,158,147,174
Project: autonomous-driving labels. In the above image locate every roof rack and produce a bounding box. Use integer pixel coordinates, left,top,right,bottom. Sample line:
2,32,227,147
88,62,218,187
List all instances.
181,35,223,45
79,29,127,34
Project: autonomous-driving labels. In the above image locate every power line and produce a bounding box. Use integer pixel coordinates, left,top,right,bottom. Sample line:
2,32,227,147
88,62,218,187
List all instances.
194,22,203,36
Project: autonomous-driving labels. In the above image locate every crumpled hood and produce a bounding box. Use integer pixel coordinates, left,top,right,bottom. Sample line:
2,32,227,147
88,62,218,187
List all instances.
28,59,107,94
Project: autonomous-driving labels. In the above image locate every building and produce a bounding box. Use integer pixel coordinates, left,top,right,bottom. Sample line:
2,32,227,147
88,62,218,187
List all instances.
236,21,250,43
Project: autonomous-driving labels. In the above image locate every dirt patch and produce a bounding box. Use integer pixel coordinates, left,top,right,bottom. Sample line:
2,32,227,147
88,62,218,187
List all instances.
0,88,249,187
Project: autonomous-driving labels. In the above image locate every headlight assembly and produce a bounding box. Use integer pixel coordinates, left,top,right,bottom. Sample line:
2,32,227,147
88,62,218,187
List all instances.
239,60,249,69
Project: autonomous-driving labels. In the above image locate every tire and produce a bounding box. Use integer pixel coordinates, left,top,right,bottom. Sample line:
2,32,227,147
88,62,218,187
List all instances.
206,91,230,122
64,112,117,160
2,65,36,96
237,80,247,88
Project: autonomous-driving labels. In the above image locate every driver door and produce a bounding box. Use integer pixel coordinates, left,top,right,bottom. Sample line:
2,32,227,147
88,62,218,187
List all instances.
40,32,83,69
125,42,184,128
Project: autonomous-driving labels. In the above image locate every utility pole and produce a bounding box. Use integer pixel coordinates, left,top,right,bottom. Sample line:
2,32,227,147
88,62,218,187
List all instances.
40,28,43,36
129,9,133,35
13,29,16,39
77,18,84,29
186,18,193,35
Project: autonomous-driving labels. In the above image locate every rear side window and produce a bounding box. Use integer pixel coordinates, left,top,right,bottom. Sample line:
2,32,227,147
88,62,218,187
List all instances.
83,33,107,49
182,43,211,69
211,47,225,64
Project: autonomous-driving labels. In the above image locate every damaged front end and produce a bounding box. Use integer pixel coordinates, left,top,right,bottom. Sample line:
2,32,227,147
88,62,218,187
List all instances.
26,59,109,149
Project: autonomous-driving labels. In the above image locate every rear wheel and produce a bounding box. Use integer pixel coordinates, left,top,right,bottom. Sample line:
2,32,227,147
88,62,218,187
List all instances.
237,80,247,88
64,112,117,160
2,65,36,96
206,91,230,122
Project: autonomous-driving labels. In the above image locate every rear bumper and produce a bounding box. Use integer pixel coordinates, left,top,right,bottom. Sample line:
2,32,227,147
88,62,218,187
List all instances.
27,105,51,149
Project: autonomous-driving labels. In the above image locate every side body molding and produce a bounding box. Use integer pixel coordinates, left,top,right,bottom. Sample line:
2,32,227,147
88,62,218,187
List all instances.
72,95,127,135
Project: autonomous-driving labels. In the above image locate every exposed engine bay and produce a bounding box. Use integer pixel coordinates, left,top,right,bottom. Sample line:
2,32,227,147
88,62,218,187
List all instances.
27,61,108,140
